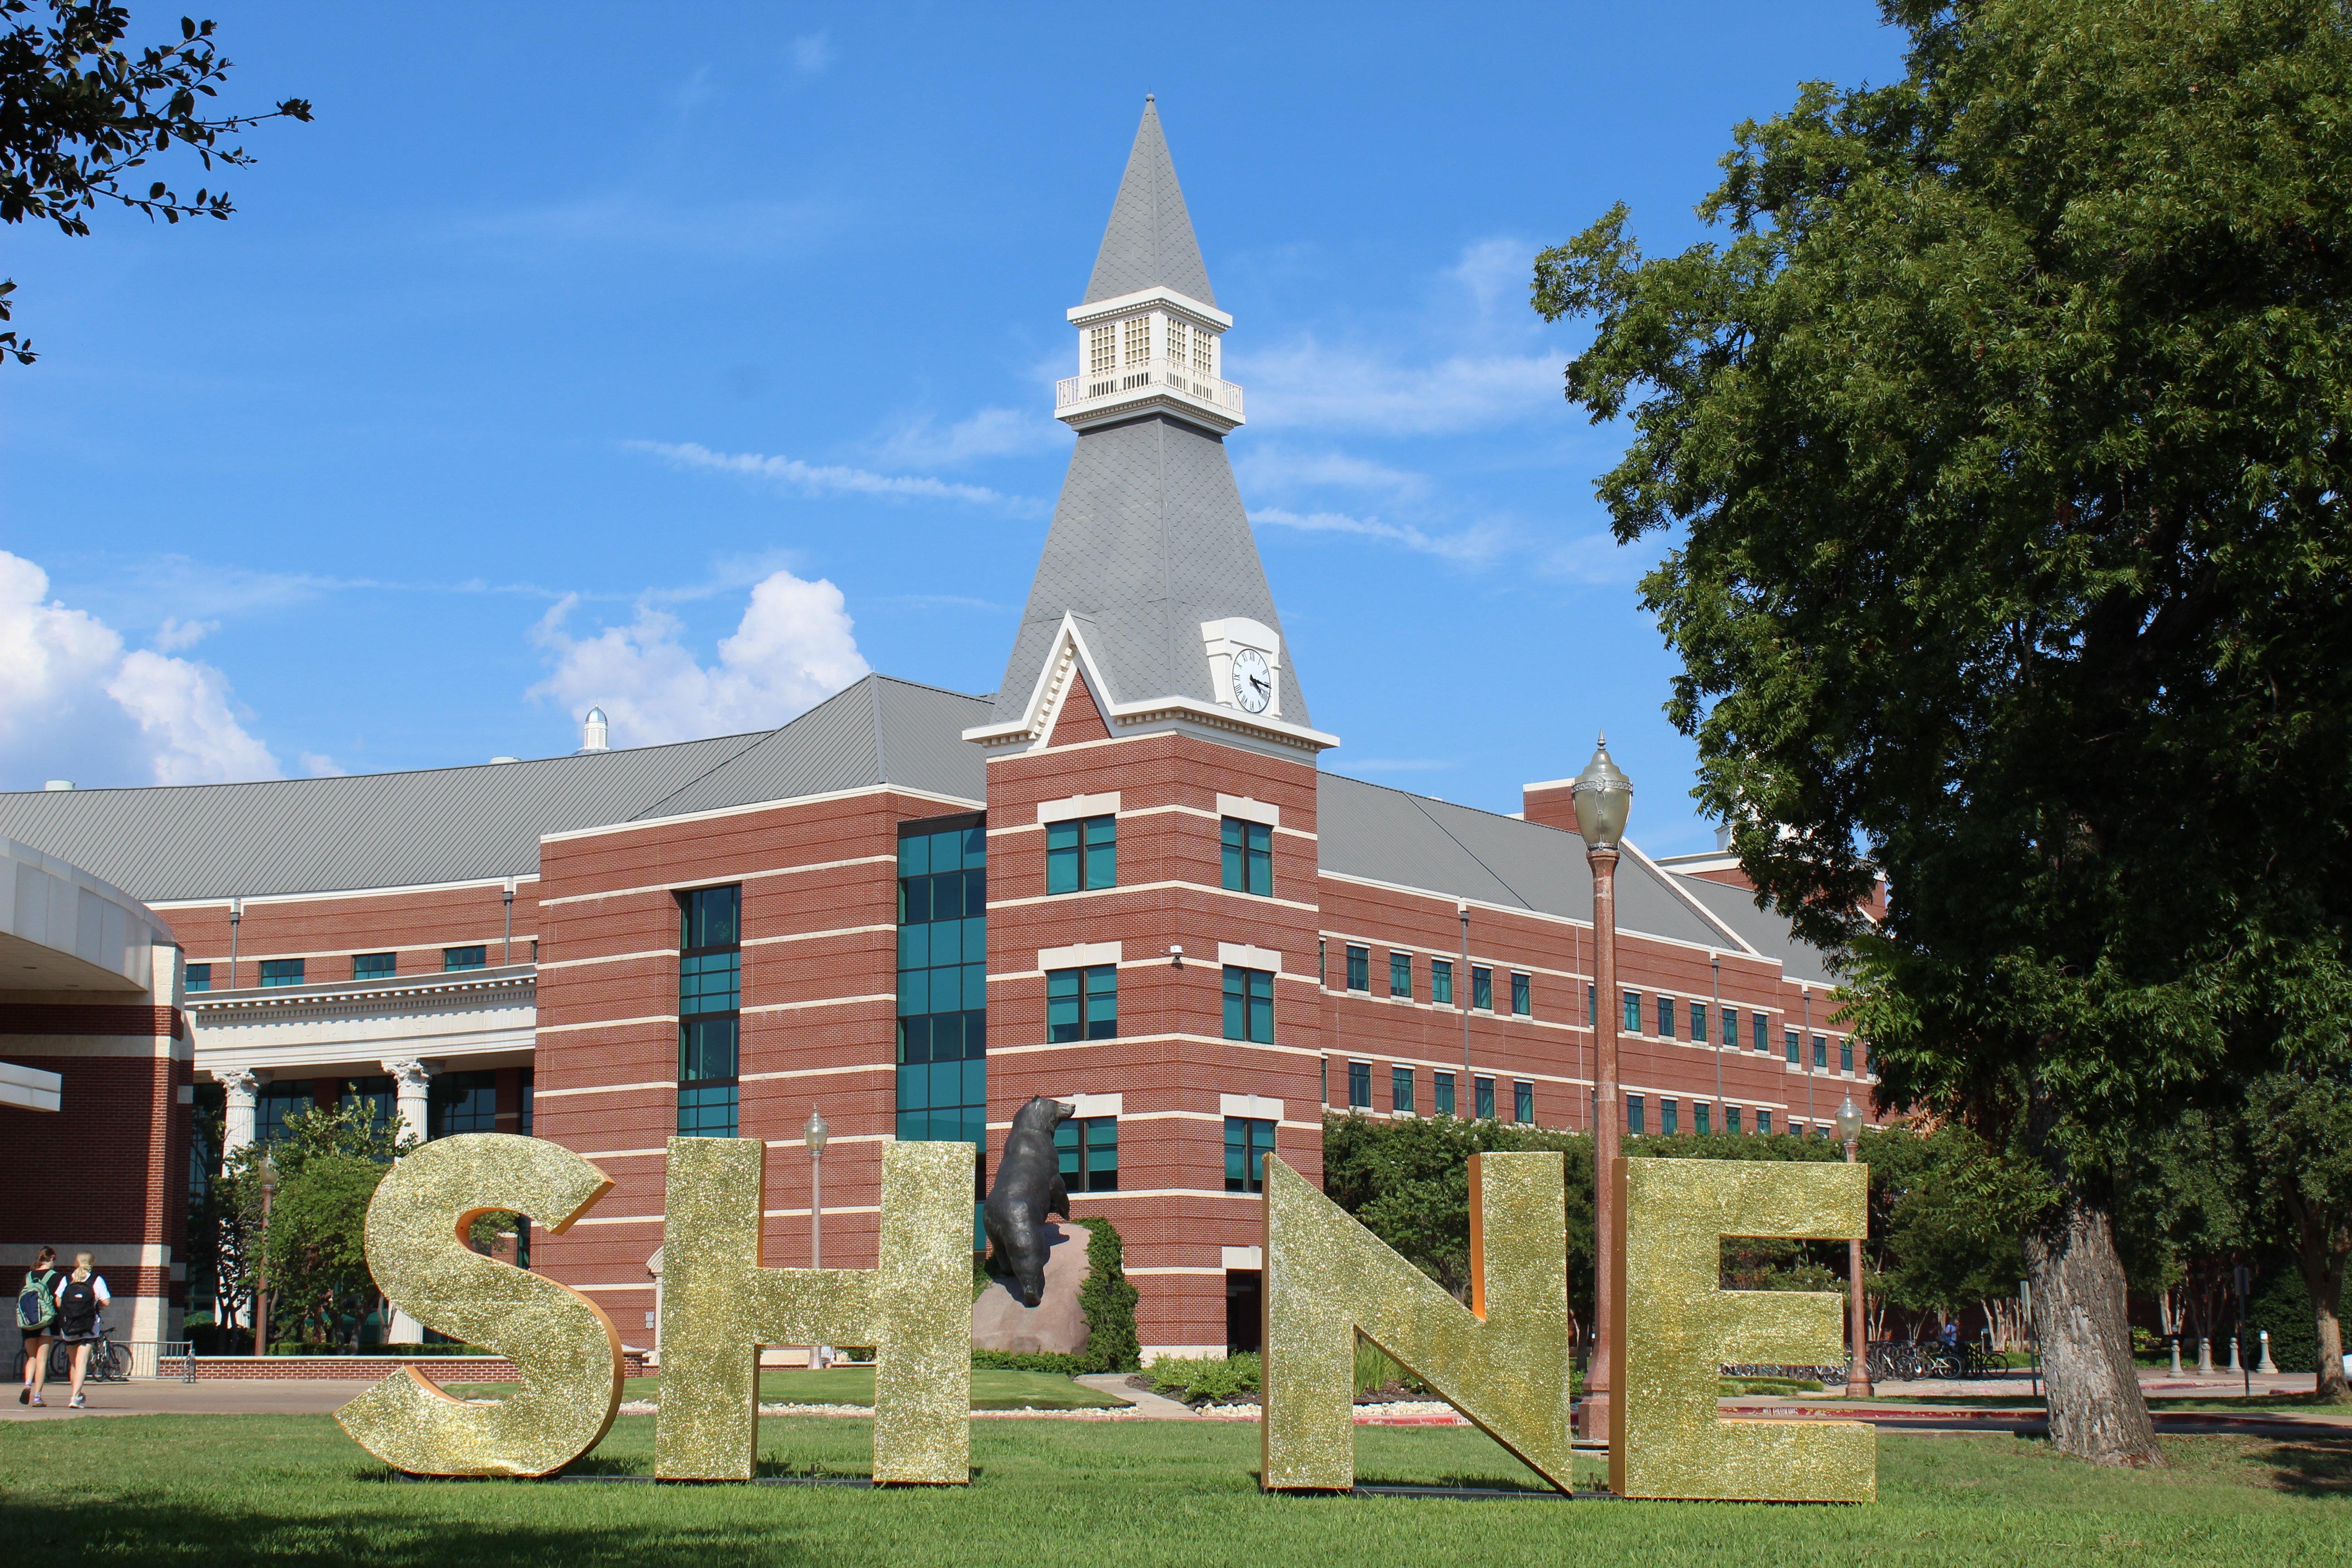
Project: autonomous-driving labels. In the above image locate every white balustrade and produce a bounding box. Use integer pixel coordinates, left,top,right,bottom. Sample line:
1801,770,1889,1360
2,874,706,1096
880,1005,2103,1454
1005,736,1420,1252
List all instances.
1056,358,1243,418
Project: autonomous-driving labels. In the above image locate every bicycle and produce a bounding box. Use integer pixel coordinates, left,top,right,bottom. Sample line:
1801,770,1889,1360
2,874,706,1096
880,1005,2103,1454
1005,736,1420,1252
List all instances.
11,1326,131,1383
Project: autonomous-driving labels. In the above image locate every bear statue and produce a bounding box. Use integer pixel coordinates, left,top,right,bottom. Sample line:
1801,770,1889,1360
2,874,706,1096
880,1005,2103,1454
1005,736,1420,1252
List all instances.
983,1095,1073,1308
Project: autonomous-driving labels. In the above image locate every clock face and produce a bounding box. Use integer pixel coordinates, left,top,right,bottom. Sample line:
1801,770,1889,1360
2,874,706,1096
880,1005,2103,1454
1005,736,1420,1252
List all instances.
1230,647,1273,714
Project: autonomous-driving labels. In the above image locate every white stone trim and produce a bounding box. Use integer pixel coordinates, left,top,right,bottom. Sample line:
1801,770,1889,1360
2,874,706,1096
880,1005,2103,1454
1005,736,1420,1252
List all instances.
1213,793,1281,828
1219,1093,1285,1122
1067,284,1232,332
538,853,897,908
536,1014,676,1035
1221,1245,1263,1269
1216,941,1282,973
1039,941,1122,971
1037,791,1121,824
540,782,981,846
534,1078,676,1098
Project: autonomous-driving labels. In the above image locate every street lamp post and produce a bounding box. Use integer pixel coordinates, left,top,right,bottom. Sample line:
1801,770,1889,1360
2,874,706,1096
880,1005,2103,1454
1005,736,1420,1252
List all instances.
252,1152,277,1357
1836,1096,1872,1399
1569,734,1632,1442
805,1110,831,1370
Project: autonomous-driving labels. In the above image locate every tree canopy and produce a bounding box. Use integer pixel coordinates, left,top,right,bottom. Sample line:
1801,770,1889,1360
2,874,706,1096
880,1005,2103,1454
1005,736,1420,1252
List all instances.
0,2,310,363
1533,0,2352,1463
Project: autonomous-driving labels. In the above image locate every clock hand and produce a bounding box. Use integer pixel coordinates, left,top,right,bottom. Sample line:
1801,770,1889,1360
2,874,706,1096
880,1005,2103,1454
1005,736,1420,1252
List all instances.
1249,675,1270,696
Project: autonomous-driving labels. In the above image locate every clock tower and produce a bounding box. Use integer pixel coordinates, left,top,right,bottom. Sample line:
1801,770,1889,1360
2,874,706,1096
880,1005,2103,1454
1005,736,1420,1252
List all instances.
962,98,1336,1357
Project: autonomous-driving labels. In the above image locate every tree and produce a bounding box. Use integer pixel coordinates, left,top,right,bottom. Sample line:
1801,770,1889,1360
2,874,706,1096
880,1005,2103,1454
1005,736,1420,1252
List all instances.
262,1153,386,1350
214,1100,412,1350
1532,0,2352,1465
2241,1070,2352,1400
0,2,310,363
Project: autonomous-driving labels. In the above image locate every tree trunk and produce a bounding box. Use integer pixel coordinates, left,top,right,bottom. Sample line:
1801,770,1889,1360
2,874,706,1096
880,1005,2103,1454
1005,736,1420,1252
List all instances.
2295,1205,2350,1403
2024,1188,2165,1467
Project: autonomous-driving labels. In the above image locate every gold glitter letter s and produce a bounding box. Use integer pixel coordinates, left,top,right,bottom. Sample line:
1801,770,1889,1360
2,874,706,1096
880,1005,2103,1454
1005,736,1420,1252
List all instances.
655,1136,973,1483
1610,1156,1875,1502
1261,1152,1572,1492
337,1134,622,1477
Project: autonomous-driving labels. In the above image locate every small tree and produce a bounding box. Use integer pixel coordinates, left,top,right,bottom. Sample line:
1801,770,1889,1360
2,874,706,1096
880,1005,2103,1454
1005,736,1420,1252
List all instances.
2242,1071,2352,1400
219,1100,413,1349
262,1154,385,1349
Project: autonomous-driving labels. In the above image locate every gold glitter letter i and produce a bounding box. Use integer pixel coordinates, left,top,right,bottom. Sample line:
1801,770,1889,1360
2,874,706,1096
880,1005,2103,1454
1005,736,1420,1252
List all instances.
338,1133,623,1477
655,1136,973,1483
1261,1152,1573,1492
1610,1156,1876,1501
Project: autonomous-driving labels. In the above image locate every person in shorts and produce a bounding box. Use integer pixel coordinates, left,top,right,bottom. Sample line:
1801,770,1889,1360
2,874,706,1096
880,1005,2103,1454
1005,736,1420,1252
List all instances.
16,1247,59,1406
52,1252,111,1410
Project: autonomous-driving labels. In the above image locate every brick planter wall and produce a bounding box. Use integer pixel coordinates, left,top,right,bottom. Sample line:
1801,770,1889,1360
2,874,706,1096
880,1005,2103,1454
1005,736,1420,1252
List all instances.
194,1352,648,1381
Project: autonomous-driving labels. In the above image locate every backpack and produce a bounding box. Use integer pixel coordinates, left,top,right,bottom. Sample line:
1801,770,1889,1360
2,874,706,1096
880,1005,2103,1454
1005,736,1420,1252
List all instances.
15,1269,56,1332
55,1275,98,1339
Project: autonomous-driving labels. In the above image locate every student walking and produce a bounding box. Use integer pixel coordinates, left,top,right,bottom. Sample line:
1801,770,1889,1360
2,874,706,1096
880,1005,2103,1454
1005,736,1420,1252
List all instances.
16,1247,59,1406
52,1253,111,1409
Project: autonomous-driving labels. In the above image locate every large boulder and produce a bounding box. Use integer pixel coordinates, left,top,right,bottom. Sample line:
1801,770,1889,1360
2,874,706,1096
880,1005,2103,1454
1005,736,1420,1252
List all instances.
971,1223,1089,1355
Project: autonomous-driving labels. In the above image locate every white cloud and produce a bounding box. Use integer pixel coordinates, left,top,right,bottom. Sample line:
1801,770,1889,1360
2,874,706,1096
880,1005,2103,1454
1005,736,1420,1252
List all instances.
628,440,1039,512
875,407,1063,467
530,568,869,748
1537,530,1643,584
152,616,217,652
1232,338,1558,435
300,753,347,778
1448,236,1534,317
1253,506,1508,566
0,551,279,788
791,32,833,74
1236,446,1426,498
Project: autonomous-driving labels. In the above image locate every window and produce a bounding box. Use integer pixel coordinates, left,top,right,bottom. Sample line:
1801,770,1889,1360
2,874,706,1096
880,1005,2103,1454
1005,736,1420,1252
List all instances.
1223,966,1275,1043
444,946,486,972
1225,1117,1276,1193
1344,945,1369,992
1723,1008,1740,1049
1475,1075,1495,1120
1046,965,1118,1043
1694,1102,1712,1136
429,1070,498,1137
1658,997,1676,1039
1347,1061,1372,1109
519,1070,534,1137
1055,1117,1119,1192
896,819,987,1174
1511,972,1531,1017
1221,818,1273,895
354,952,396,981
255,1080,314,1144
1789,1120,1805,1139
1472,966,1493,1010
1756,1110,1772,1135
1389,952,1412,999
1753,1012,1769,1052
1319,939,1326,985
259,958,304,988
1690,1003,1708,1047
1588,984,1597,1025
678,884,742,1138
1392,1066,1415,1113
1434,1071,1456,1116
1725,1105,1741,1135
1513,1080,1534,1123
1661,1098,1680,1135
1627,1094,1646,1134
1191,324,1214,374
1866,1042,1876,1077
1164,318,1188,367
1786,1029,1801,1065
185,963,211,993
1088,324,1116,375
1623,991,1642,1032
1046,815,1116,893
1431,960,1454,1005
1814,1034,1829,1070
1123,315,1150,366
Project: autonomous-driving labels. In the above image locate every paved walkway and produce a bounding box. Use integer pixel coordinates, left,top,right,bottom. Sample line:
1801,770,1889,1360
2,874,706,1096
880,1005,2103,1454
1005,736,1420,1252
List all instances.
3,1379,363,1421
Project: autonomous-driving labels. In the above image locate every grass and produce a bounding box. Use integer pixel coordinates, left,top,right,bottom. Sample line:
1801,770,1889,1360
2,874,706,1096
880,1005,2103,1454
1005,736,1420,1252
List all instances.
443,1369,1128,1411
1850,1391,2348,1414
3,1415,2347,1565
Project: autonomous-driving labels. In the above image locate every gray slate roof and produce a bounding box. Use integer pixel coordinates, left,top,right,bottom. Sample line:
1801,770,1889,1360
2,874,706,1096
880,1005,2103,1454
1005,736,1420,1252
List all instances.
1083,98,1217,308
1667,872,1840,986
992,415,1308,725
0,676,990,903
1316,772,1742,951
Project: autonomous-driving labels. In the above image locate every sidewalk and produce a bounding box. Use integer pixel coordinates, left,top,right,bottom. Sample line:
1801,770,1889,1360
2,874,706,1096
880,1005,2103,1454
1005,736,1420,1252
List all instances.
3,1379,365,1421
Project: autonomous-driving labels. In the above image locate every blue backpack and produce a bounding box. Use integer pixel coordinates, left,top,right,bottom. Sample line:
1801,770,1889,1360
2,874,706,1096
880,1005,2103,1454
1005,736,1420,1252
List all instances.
15,1269,56,1333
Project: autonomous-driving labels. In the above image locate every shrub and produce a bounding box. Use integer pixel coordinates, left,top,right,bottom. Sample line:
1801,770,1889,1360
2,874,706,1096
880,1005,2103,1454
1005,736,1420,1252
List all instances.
1144,1352,1260,1403
971,1216,1140,1376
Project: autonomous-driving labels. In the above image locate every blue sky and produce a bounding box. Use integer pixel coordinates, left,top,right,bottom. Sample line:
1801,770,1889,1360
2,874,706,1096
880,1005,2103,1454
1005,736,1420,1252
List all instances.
0,2,1905,856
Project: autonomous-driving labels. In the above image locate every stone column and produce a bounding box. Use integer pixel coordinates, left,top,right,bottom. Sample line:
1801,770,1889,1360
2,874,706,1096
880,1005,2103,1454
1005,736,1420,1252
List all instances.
383,1058,432,1148
218,1068,261,1168
381,1059,433,1345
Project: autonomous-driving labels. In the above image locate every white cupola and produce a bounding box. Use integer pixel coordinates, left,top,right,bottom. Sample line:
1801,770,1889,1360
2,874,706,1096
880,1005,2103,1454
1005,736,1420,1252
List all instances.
1053,98,1243,436
579,706,609,753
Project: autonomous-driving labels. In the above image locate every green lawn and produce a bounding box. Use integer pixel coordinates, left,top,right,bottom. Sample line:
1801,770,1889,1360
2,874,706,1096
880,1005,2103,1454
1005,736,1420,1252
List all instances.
3,1415,2347,1565
1851,1392,2348,1415
443,1369,1128,1411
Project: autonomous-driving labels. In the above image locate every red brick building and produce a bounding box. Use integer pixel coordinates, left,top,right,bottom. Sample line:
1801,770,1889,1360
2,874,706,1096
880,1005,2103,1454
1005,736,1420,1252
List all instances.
0,102,1872,1361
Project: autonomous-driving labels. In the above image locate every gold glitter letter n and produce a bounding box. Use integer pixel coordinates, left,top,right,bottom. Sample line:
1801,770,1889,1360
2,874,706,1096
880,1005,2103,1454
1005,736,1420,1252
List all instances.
338,1133,623,1477
654,1136,973,1483
1261,1152,1573,1492
1610,1156,1875,1501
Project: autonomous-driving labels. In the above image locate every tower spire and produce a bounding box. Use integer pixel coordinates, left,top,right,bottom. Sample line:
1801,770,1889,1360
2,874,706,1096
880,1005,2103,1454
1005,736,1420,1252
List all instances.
1084,96,1215,307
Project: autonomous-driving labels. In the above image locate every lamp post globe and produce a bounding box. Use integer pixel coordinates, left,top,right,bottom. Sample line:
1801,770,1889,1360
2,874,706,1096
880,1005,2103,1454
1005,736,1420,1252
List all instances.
804,1110,830,1153
1570,732,1632,1440
1835,1096,1864,1146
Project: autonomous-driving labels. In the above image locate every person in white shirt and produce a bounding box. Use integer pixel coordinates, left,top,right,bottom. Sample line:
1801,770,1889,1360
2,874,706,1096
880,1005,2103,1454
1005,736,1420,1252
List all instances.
52,1253,111,1410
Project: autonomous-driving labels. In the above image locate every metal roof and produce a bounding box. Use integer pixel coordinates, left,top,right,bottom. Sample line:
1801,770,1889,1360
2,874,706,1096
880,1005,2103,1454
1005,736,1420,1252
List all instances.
992,415,1308,726
1315,772,1746,951
1666,871,1841,986
1083,98,1216,308
0,676,991,903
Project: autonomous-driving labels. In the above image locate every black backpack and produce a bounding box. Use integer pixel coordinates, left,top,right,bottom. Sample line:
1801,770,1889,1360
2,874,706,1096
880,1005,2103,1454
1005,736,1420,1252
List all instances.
55,1275,98,1338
